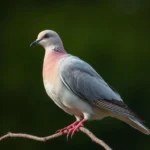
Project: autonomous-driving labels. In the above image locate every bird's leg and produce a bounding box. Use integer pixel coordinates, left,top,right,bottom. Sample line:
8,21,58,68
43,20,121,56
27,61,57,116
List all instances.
57,120,80,133
67,118,86,138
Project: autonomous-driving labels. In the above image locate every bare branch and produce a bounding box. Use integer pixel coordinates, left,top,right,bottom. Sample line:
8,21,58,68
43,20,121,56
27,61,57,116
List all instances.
0,127,112,150
79,127,112,150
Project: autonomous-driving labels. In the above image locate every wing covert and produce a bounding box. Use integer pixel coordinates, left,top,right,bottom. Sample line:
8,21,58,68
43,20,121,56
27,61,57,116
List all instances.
59,56,122,102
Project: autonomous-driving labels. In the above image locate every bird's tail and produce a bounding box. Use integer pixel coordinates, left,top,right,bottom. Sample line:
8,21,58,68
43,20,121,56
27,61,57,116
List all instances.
98,99,150,134
118,116,150,135
125,117,150,135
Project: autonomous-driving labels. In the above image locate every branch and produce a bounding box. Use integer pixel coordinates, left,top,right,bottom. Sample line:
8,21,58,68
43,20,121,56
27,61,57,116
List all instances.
0,127,112,150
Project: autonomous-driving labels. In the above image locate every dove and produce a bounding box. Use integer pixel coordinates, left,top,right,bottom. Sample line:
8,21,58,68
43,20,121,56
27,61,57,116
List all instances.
30,30,150,137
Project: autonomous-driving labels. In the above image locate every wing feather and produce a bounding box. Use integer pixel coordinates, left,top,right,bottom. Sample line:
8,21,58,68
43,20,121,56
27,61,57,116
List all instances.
59,56,141,121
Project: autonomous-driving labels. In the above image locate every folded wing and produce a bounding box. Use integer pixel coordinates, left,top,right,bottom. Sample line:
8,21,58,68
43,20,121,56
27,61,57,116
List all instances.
59,56,142,121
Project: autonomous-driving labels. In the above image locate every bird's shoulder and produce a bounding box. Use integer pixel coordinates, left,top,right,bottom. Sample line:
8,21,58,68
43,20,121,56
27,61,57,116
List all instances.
59,55,102,78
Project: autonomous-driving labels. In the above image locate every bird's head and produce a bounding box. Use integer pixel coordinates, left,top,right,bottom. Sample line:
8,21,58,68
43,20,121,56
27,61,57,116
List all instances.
30,30,64,51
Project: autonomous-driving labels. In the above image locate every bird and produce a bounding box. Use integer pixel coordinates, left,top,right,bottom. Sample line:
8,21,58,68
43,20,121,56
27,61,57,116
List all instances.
30,30,150,137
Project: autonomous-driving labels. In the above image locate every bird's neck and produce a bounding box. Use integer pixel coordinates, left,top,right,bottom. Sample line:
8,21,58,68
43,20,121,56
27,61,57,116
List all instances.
43,48,68,80
45,43,65,53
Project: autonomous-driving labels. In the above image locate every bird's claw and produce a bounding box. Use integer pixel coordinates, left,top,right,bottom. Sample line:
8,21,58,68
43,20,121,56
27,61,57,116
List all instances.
66,128,74,140
56,121,80,135
57,119,85,140
66,123,84,139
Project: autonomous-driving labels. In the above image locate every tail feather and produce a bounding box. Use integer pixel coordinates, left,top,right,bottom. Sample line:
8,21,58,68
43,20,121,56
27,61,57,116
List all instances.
116,115,150,135
107,101,150,135
127,118,150,135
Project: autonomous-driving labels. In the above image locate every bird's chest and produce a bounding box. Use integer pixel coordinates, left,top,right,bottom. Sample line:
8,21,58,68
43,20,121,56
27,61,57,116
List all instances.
42,51,65,102
43,79,63,104
43,64,63,106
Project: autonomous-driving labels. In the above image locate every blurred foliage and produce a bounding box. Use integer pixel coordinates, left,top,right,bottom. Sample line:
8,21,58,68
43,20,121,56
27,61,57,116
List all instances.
1,0,150,150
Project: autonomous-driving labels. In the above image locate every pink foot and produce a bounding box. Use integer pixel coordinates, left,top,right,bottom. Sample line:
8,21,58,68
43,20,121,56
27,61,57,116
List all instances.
67,119,86,138
57,120,80,133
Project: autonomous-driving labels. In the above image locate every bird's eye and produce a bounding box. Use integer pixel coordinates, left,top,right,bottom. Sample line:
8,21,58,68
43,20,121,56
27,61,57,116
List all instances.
44,34,49,38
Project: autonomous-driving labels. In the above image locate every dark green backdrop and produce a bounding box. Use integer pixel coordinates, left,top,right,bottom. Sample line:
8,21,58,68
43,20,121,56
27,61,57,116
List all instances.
1,1,150,150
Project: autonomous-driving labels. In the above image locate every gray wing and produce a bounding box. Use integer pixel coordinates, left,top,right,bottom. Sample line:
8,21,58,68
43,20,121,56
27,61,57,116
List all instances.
59,56,140,119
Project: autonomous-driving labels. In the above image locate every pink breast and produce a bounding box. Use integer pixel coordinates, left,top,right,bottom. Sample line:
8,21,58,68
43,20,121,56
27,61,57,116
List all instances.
43,50,67,82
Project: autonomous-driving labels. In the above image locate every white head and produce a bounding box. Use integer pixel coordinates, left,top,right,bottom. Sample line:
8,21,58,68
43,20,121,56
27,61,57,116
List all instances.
30,30,65,52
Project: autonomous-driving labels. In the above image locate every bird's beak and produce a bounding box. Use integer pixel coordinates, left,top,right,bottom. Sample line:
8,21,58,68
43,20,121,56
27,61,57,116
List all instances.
30,39,41,46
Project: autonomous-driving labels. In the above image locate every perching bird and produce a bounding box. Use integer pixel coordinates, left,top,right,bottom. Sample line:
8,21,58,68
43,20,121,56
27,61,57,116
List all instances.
30,30,150,136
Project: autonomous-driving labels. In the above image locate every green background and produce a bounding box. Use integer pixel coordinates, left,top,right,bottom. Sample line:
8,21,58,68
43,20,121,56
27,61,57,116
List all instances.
1,1,150,150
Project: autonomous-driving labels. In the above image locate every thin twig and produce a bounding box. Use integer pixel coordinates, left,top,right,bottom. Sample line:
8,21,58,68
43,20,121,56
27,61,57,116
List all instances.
0,127,112,150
